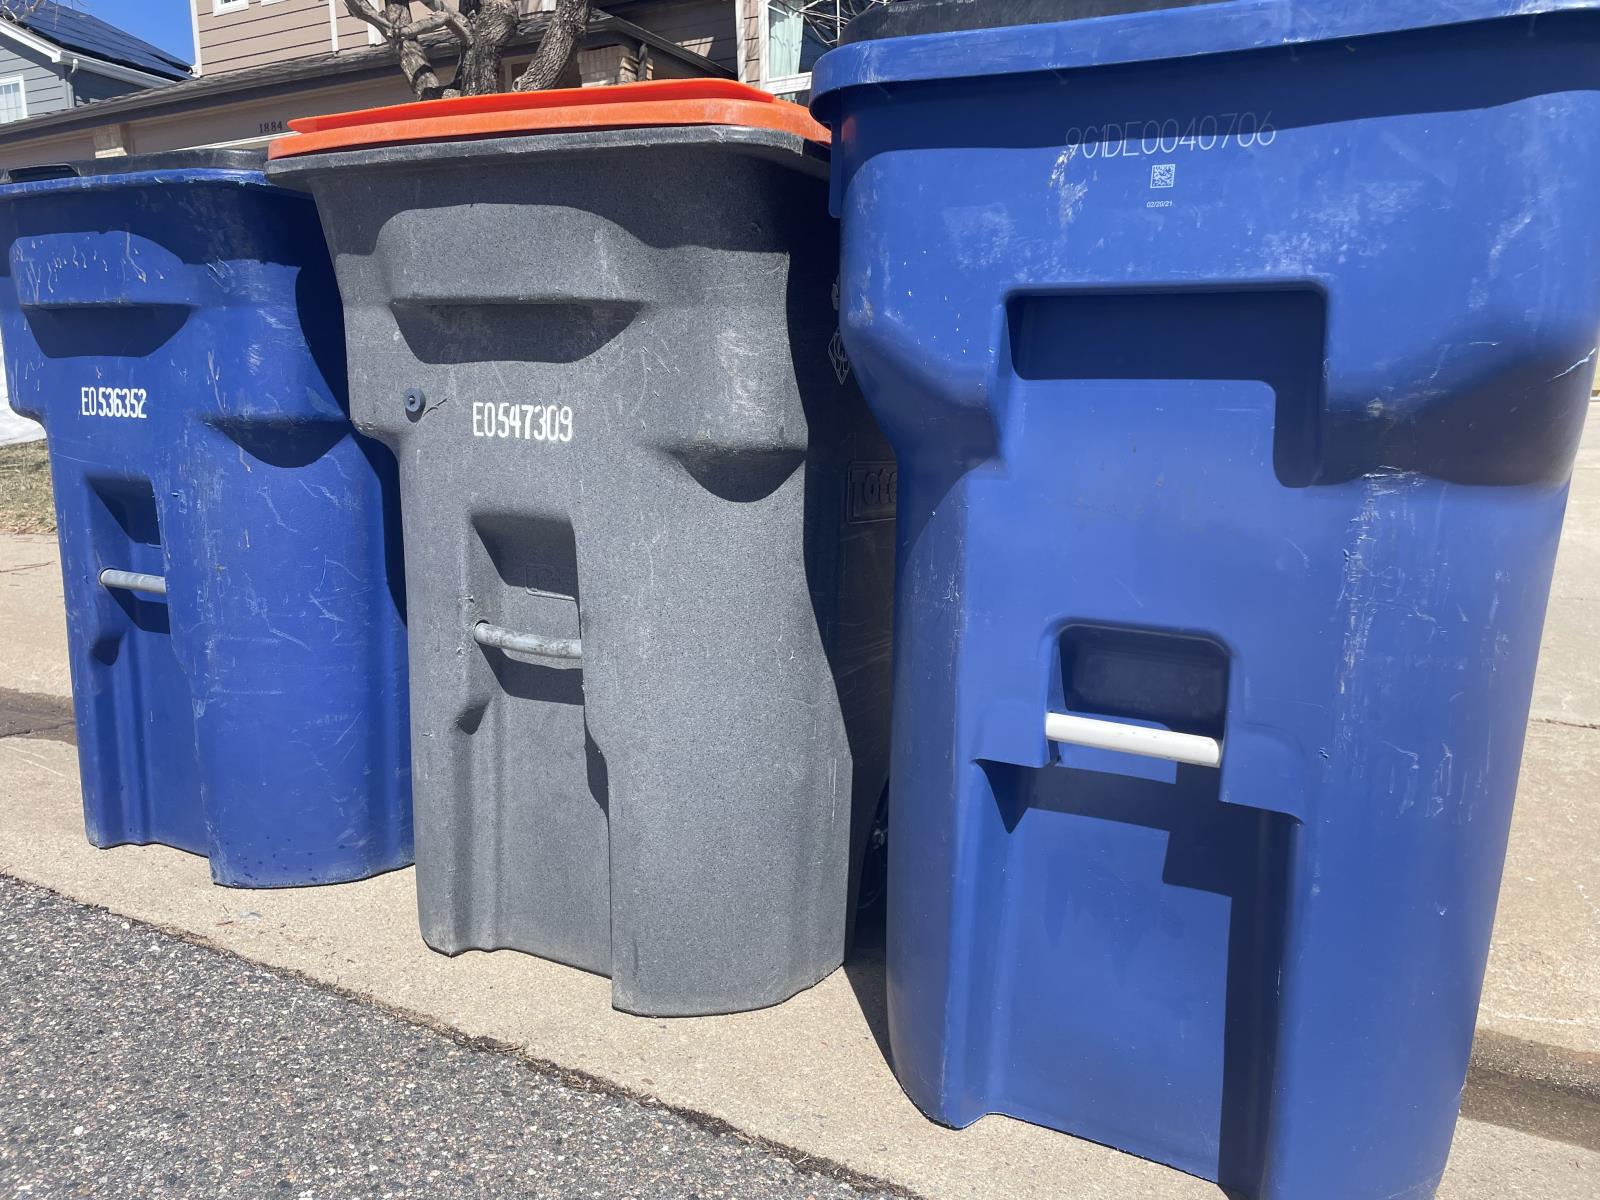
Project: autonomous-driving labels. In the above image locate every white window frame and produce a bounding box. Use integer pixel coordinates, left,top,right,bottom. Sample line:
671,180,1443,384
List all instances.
323,0,382,51
212,0,250,15
758,0,837,99
0,75,27,125
191,0,206,71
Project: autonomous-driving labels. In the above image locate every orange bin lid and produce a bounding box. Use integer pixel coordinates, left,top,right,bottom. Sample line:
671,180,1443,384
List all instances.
269,79,829,160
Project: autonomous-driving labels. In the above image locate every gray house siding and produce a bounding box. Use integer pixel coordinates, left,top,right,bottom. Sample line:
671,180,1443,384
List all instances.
613,1,736,72
69,70,142,107
0,39,162,124
0,41,67,122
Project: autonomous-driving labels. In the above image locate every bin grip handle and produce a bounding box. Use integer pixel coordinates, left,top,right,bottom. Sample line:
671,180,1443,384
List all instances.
3,163,81,184
1045,712,1221,768
473,620,581,662
99,568,167,598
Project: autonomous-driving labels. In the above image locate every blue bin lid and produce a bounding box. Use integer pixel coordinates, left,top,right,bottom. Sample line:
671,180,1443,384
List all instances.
843,0,1221,43
0,149,265,187
814,0,1600,111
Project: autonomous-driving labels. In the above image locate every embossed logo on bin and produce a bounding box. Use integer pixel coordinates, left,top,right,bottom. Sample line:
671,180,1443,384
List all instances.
848,462,898,524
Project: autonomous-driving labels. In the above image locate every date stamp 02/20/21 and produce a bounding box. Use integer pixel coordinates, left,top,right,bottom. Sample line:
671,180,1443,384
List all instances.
1148,161,1177,208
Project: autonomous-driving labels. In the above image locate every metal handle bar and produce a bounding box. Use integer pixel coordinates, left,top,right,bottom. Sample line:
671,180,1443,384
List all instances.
472,621,582,662
1045,712,1221,769
99,569,167,598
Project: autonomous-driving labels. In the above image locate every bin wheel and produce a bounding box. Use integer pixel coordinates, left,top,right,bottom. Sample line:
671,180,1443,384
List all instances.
857,785,890,915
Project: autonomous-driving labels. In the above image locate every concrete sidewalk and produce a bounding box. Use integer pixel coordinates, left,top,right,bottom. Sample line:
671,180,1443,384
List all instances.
0,414,1596,1198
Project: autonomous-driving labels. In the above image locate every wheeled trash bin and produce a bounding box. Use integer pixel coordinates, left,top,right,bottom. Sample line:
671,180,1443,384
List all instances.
268,82,895,1016
814,2,1600,1197
0,152,411,887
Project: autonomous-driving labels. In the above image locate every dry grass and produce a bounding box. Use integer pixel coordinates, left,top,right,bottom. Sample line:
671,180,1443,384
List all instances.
0,440,54,535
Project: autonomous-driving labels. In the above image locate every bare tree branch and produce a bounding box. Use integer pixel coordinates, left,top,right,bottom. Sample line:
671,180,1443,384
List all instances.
452,0,517,96
394,11,460,37
344,0,457,99
344,1,466,44
0,0,54,21
343,0,592,99
342,0,398,39
511,0,591,92
417,0,475,46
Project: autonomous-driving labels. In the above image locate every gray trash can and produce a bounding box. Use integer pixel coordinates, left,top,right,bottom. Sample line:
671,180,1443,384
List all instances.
268,81,895,1016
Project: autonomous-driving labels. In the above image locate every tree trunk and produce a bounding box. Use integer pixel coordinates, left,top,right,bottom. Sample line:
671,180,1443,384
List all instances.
454,0,518,96
382,2,449,99
512,0,591,92
346,0,593,101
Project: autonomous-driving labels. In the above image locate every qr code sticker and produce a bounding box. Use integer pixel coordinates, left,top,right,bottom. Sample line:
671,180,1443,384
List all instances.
1150,163,1177,189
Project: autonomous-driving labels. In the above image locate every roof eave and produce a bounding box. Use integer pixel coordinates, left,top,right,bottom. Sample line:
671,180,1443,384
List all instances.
69,57,190,88
0,14,187,83
0,11,730,149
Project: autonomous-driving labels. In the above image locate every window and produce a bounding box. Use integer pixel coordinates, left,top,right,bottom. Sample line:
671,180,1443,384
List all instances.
212,0,249,15
0,76,26,125
761,2,891,98
763,0,835,98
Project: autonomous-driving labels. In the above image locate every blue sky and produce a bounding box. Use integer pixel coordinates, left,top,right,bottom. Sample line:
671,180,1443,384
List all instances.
72,1,196,66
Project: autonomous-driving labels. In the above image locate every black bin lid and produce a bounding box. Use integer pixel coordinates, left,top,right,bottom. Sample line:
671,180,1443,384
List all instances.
843,0,1229,43
1,149,266,186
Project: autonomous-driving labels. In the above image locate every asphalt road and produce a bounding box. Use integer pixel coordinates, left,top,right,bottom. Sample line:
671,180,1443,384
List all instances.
0,874,899,1199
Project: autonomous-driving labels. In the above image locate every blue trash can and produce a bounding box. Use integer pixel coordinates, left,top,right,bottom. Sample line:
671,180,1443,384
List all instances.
814,3,1600,1197
0,151,411,887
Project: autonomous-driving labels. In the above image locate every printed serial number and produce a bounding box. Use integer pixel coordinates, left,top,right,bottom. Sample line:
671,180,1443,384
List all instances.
80,386,148,419
1066,112,1277,160
471,401,574,443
